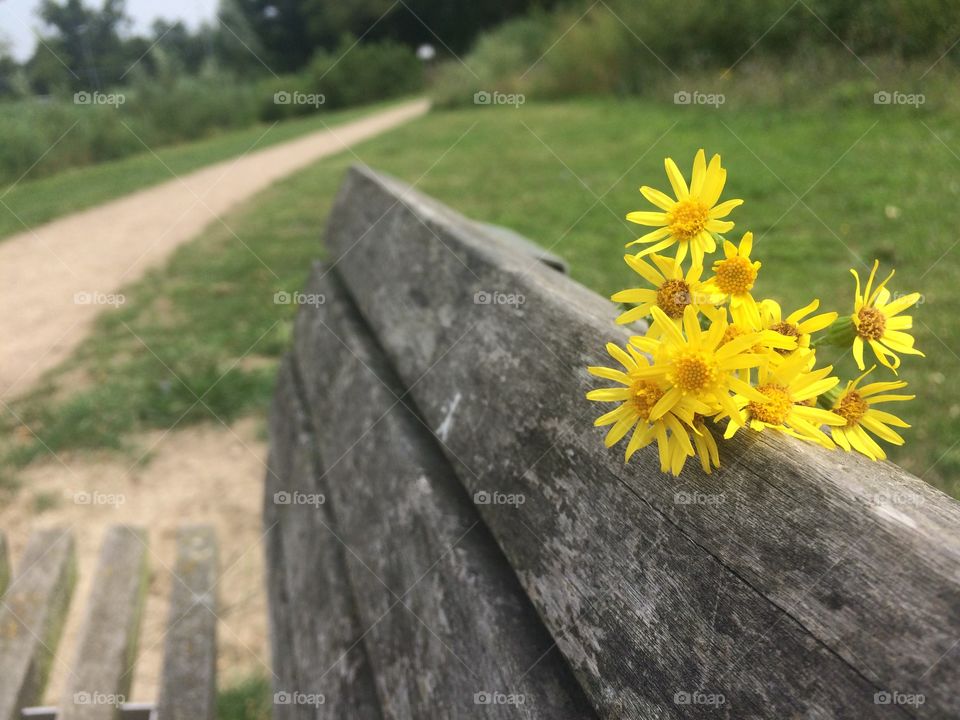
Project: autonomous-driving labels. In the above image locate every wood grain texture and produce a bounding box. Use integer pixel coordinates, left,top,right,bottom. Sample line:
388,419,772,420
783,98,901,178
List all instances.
291,269,596,719
0,528,75,720
60,526,148,720
266,355,383,720
156,525,218,720
0,534,8,599
319,165,960,718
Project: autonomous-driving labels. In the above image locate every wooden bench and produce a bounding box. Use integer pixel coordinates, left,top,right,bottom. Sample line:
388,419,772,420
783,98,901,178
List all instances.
266,165,960,718
0,525,217,720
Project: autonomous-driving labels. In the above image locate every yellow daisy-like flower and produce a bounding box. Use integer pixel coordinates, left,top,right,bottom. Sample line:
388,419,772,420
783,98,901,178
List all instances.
586,342,709,474
611,253,715,326
850,260,924,373
704,231,761,327
628,305,769,424
723,351,844,448
626,149,743,266
759,298,837,355
691,414,721,474
831,366,913,460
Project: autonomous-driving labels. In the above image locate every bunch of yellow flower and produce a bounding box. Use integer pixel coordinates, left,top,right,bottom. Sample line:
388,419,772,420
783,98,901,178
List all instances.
587,149,923,475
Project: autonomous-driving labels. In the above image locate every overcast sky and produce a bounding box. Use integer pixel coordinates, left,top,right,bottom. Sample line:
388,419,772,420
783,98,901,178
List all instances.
1,0,219,61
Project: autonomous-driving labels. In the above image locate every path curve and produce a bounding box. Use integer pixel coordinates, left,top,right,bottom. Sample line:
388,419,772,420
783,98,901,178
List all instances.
0,99,429,399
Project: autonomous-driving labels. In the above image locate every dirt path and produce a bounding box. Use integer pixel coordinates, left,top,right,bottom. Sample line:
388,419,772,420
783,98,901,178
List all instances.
0,98,429,399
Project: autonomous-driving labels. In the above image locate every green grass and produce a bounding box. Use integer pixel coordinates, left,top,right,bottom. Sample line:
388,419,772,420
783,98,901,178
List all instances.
217,675,272,720
2,98,957,497
0,99,408,241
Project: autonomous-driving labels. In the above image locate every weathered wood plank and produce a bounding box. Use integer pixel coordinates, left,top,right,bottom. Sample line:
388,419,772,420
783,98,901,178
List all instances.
0,534,8,598
156,525,217,720
322,164,960,717
0,528,75,720
265,355,382,720
60,526,148,720
291,270,596,718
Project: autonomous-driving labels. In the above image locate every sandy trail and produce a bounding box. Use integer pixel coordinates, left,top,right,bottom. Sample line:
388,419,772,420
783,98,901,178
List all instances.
0,98,429,399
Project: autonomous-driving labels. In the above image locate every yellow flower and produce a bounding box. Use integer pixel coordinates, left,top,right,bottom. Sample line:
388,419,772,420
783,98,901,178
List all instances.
611,253,715,326
628,305,769,424
626,149,743,266
759,298,837,354
691,414,721,474
586,342,709,474
831,366,913,460
850,260,924,373
704,231,761,327
723,351,844,448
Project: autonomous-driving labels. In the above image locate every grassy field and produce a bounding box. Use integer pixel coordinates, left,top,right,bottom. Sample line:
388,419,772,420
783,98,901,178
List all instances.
0,100,406,241
2,98,957,501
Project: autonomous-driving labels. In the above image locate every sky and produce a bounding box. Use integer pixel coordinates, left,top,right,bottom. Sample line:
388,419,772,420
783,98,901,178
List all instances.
1,0,219,61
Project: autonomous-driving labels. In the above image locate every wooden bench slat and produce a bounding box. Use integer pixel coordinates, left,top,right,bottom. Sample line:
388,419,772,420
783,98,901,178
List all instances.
155,525,217,720
319,165,960,717
0,528,75,720
265,356,383,719
290,270,596,717
60,526,147,720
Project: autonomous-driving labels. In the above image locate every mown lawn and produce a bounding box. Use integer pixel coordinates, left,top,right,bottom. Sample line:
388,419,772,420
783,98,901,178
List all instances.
3,98,957,499
0,99,407,241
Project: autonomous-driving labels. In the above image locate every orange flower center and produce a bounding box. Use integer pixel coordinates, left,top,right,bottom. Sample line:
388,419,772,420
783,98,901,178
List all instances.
836,390,869,427
668,199,709,242
713,256,756,296
721,325,745,345
747,383,793,425
857,307,886,341
631,381,665,420
673,351,718,393
769,321,800,355
656,279,691,318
